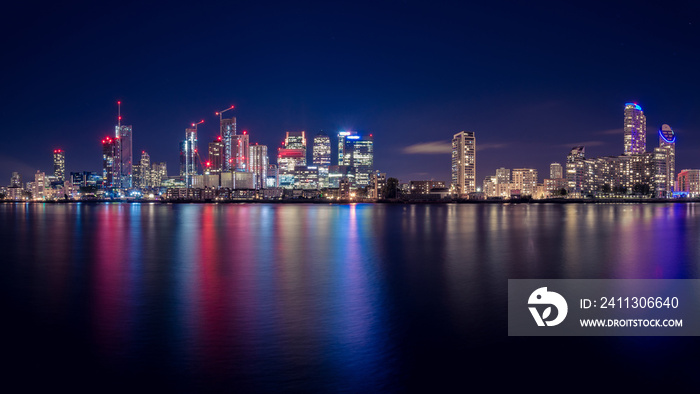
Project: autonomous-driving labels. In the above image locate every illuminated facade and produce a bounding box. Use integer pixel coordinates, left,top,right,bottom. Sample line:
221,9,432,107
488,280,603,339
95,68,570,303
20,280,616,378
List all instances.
102,136,117,188
655,124,675,197
208,137,223,174
10,172,21,188
677,169,700,196
136,151,150,188
182,125,200,187
266,164,279,188
451,131,476,196
338,131,373,188
313,132,331,187
220,117,236,172
116,124,133,188
151,162,167,187
566,146,585,196
512,168,538,196
550,162,563,179
232,132,250,171
249,144,268,189
53,149,65,183
623,103,646,155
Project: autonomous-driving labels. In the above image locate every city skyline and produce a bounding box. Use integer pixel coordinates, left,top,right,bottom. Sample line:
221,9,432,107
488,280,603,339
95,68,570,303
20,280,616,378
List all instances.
2,2,699,185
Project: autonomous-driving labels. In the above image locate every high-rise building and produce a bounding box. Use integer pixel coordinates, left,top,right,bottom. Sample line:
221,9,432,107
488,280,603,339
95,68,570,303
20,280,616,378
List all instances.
550,162,563,179
496,167,510,184
10,172,21,188
286,131,307,153
115,125,133,189
451,131,476,196
338,131,374,187
249,144,268,189
208,137,223,174
677,169,700,197
33,171,46,200
136,151,151,188
277,131,308,185
232,131,250,171
512,168,538,196
220,116,236,172
623,103,646,155
657,124,676,196
313,131,331,187
53,149,65,183
566,146,585,196
182,124,200,187
102,136,117,188
151,162,167,187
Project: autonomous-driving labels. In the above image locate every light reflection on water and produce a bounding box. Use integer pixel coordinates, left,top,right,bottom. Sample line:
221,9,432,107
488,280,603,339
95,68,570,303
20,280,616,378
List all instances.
1,202,699,390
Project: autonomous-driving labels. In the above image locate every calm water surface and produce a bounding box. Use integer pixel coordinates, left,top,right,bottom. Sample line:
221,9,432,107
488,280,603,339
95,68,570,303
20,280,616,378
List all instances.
1,202,699,391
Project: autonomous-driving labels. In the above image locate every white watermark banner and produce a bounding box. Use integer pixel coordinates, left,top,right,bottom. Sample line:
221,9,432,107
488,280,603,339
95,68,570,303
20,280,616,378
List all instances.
508,279,700,336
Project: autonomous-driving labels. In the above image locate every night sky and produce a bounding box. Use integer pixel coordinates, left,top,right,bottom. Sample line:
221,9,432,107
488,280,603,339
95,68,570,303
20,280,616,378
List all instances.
2,1,699,185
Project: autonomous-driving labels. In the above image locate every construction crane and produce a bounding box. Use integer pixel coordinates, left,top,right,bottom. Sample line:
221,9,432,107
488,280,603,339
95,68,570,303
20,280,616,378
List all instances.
215,105,235,171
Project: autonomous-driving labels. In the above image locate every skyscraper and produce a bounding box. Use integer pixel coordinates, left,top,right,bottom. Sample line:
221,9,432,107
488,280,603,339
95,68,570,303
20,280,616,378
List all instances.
286,131,307,158
138,151,151,188
232,131,250,171
249,144,268,189
566,146,585,196
339,132,373,187
656,124,676,196
313,131,331,187
208,137,223,174
623,103,646,155
10,172,21,188
550,162,563,179
220,116,236,172
102,136,117,188
183,124,200,187
53,149,65,183
451,131,476,196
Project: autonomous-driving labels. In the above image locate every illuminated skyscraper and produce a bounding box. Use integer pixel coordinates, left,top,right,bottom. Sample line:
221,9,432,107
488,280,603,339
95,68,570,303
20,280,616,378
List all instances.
183,123,201,187
550,162,563,179
655,124,676,197
286,131,307,158
623,103,646,155
218,110,236,172
250,144,268,189
339,132,373,187
102,136,117,188
566,146,585,196
313,131,331,187
451,131,476,196
53,149,65,183
208,137,223,174
137,151,150,188
10,172,21,188
277,131,307,186
232,131,250,171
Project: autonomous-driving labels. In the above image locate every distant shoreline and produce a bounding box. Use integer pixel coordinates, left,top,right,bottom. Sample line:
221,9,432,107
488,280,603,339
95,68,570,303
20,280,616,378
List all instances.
3,198,700,205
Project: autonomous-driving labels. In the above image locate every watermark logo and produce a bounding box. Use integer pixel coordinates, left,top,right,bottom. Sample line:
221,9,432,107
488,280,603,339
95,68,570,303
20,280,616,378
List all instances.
528,287,568,326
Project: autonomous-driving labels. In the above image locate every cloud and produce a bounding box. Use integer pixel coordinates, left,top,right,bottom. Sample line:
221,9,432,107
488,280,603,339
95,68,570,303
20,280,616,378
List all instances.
476,143,507,152
402,141,508,154
559,141,607,147
403,141,452,154
595,128,623,135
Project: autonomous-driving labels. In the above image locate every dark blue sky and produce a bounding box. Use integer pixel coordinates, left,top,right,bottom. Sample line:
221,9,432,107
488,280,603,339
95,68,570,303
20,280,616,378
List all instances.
2,1,699,185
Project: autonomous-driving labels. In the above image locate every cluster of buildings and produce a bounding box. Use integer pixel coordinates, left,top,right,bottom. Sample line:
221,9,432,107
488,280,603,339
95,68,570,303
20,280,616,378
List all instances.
1,103,383,202
471,103,686,199
4,101,700,202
